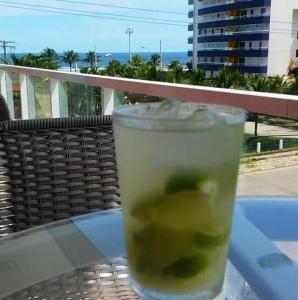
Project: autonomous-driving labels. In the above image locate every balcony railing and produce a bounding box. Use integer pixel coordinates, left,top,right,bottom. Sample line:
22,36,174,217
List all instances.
200,13,270,23
0,64,297,120
203,29,269,36
198,0,271,15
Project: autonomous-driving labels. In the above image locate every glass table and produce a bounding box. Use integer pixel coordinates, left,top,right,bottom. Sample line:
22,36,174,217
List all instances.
1,199,298,300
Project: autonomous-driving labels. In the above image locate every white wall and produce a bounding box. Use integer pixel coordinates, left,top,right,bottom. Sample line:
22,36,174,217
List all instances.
267,0,298,76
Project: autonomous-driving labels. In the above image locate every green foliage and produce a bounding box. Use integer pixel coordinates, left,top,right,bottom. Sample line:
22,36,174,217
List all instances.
149,53,161,67
168,60,183,83
267,75,288,93
246,74,271,92
61,50,80,71
106,60,123,76
244,134,298,155
130,54,144,68
84,50,100,69
287,77,298,95
211,67,244,88
10,48,59,70
186,61,193,73
190,68,206,85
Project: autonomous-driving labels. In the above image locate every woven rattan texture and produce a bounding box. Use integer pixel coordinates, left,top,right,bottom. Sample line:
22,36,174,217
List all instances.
0,95,10,121
2,259,140,300
0,116,120,236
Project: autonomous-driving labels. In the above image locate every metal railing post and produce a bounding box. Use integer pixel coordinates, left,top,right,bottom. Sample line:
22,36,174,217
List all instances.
101,88,115,115
19,73,34,120
50,79,60,118
0,70,15,119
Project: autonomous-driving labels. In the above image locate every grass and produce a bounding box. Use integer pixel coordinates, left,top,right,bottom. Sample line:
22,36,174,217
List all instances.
259,115,298,130
243,134,298,155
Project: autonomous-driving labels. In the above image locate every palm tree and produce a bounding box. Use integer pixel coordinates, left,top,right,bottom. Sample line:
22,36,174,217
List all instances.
168,60,183,83
246,74,271,92
191,68,205,85
41,48,59,60
130,55,144,68
211,67,244,88
106,60,123,76
38,48,59,69
287,76,298,95
84,50,100,69
61,50,80,71
186,61,193,73
267,75,288,93
149,53,160,67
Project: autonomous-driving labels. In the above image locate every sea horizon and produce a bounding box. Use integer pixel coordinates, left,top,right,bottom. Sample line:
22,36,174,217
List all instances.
1,51,189,68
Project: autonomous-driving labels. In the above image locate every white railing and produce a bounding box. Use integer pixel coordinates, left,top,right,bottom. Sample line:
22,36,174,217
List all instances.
201,13,270,22
0,64,298,120
199,29,269,38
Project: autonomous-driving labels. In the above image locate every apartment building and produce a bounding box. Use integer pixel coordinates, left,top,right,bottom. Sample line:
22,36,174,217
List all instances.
188,0,298,77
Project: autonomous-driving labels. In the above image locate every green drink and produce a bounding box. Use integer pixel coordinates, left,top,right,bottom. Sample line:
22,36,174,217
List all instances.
113,101,245,300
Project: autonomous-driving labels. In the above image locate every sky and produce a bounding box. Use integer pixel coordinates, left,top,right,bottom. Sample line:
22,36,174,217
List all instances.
0,0,189,54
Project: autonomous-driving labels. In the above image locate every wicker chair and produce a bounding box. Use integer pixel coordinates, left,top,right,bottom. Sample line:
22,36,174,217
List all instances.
0,115,120,236
0,99,139,299
0,95,10,121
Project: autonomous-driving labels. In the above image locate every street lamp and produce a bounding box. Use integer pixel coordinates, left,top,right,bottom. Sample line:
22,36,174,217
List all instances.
141,46,151,53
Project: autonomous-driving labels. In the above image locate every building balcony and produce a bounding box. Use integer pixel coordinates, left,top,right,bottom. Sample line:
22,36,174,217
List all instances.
188,10,194,18
197,62,267,73
188,23,193,31
197,48,268,57
198,0,271,15
197,15,270,29
197,32,269,43
200,13,270,23
188,50,193,57
188,0,194,5
188,36,194,44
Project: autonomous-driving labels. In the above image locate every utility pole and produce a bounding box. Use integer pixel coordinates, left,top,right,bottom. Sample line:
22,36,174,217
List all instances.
125,27,133,63
94,45,97,68
160,40,163,70
0,40,16,61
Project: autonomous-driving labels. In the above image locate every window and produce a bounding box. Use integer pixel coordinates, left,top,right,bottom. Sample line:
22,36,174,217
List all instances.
204,57,207,62
212,29,215,34
199,30,202,35
259,41,263,48
239,58,245,65
221,28,224,34
251,9,254,16
240,42,245,49
211,57,215,63
217,13,220,18
220,57,224,63
261,8,266,15
249,42,252,49
241,10,247,17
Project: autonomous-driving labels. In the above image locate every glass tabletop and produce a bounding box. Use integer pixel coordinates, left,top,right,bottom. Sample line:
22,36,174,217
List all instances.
0,208,261,300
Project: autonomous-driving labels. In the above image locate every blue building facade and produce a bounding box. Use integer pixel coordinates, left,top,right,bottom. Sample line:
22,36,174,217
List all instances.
188,0,272,76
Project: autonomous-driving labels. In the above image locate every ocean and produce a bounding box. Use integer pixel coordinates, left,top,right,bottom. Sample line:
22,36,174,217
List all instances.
1,52,189,69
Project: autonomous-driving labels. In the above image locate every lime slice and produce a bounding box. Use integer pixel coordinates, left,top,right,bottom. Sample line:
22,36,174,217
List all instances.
131,194,164,222
163,254,209,279
166,171,206,194
130,223,192,271
193,229,230,248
